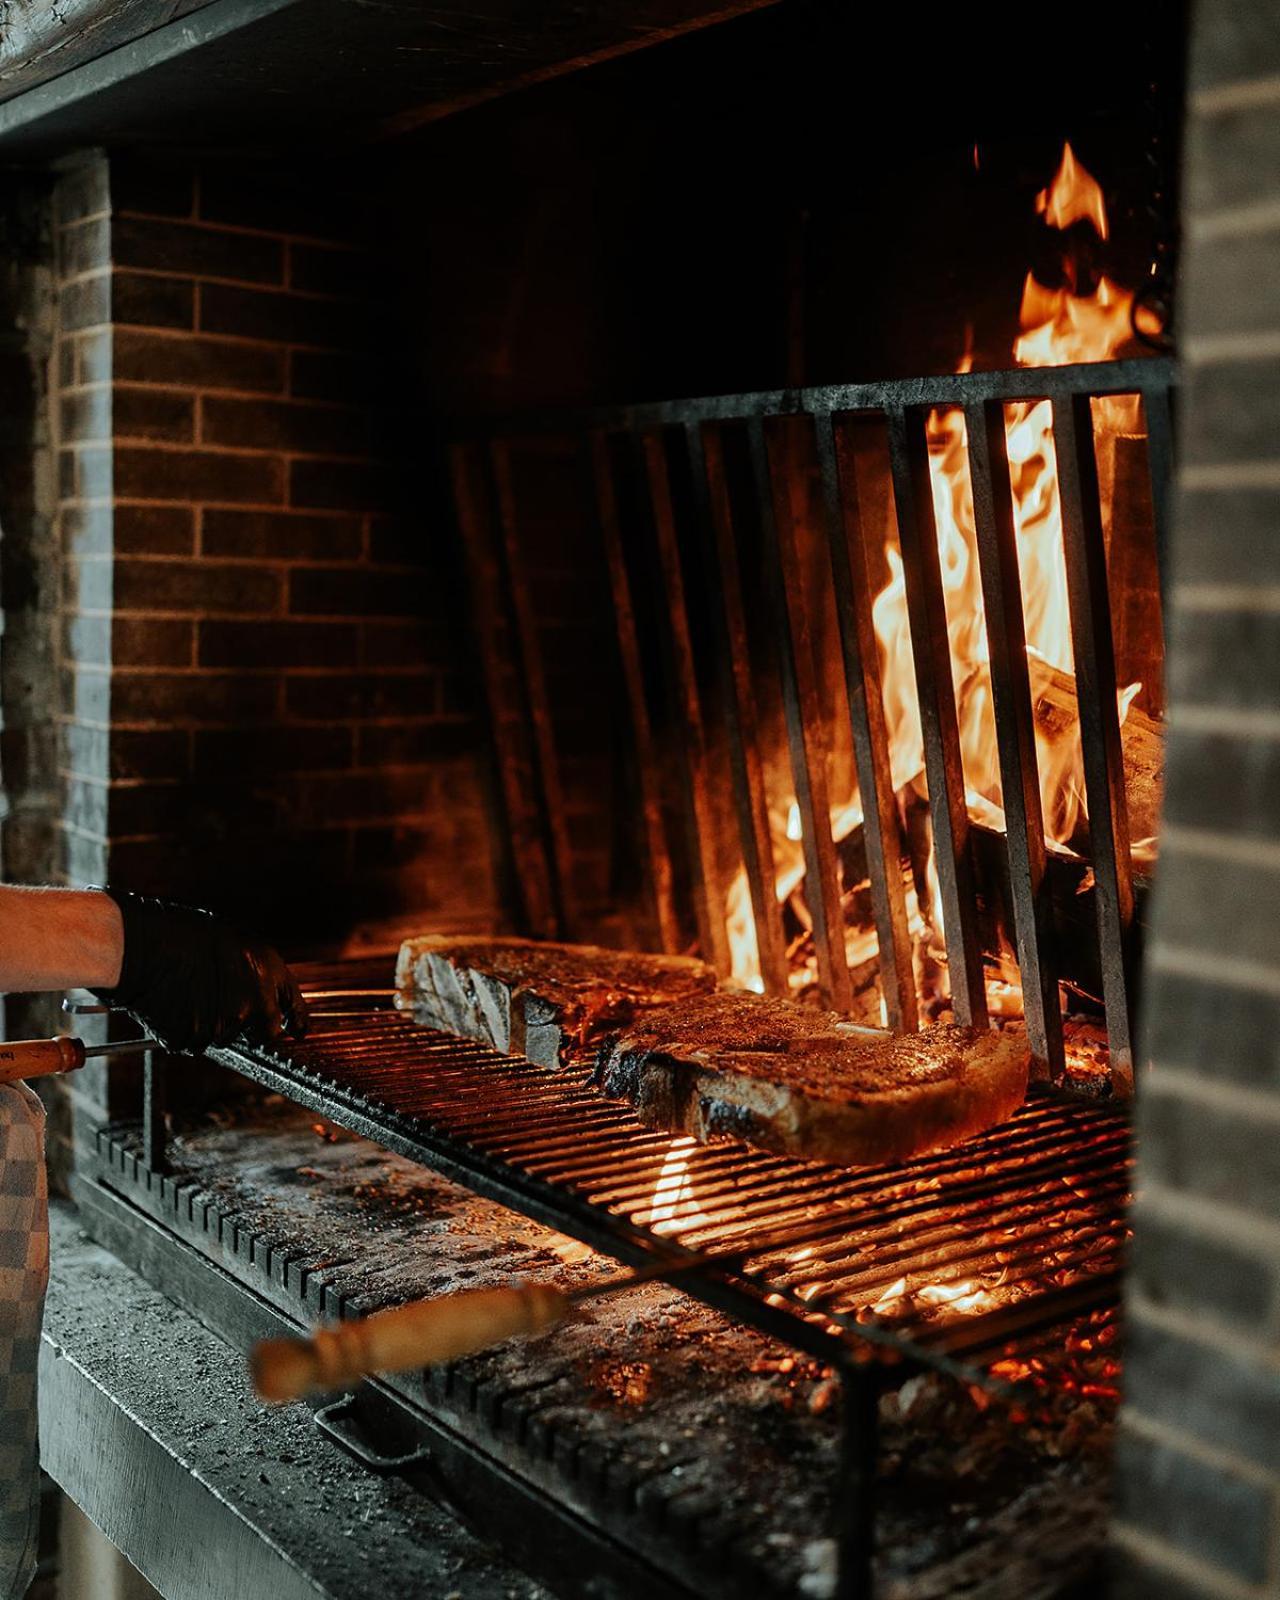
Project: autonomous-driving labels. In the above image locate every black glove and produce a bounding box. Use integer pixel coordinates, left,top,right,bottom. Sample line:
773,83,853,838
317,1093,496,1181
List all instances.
91,890,309,1055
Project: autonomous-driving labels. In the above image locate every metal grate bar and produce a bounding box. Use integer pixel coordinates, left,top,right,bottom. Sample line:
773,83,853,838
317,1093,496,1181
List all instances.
1053,395,1137,1094
966,400,1065,1081
750,417,853,1011
690,421,789,993
589,430,681,953
638,429,732,975
1140,383,1176,634
216,1007,1132,1387
818,412,918,1031
487,438,578,939
885,406,988,1026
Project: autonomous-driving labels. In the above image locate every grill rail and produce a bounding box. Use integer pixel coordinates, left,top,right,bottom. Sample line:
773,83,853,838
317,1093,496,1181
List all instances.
213,996,1131,1389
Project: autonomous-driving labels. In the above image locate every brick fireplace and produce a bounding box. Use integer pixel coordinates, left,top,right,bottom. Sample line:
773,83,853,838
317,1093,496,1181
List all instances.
2,0,1278,1596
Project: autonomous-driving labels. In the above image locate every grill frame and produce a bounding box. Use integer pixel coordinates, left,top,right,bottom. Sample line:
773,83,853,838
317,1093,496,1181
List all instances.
133,964,1132,1600
452,356,1175,1089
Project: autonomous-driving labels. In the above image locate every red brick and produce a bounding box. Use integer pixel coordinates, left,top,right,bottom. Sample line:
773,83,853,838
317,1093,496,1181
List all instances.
114,503,196,555
115,445,284,504
289,567,415,617
112,159,196,219
114,216,283,285
112,271,194,330
114,558,281,614
112,617,196,667
285,672,440,720
201,507,361,561
356,720,474,765
111,671,279,724
200,282,357,347
289,455,385,511
108,728,191,781
287,768,430,826
198,618,358,669
192,725,352,779
289,241,362,297
113,328,285,393
361,618,451,667
201,395,365,455
113,388,195,444
289,348,369,402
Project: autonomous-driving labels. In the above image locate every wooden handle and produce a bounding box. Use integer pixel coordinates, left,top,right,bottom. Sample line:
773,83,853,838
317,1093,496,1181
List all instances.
251,1282,570,1403
0,1036,85,1085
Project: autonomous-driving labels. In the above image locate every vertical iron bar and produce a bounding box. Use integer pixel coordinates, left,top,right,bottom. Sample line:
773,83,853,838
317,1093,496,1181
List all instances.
638,430,733,976
1053,394,1136,1095
1140,384,1175,642
589,431,681,954
688,421,789,993
817,411,918,1031
487,439,578,939
966,401,1065,1082
833,1369,879,1600
885,406,988,1026
448,441,559,938
749,417,853,1012
142,1049,167,1173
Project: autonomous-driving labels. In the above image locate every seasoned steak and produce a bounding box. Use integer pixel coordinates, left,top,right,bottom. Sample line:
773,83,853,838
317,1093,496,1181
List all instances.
594,991,1029,1165
396,935,717,1068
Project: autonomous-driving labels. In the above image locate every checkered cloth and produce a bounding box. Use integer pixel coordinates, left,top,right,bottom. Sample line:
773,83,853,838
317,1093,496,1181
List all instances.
0,1085,47,1600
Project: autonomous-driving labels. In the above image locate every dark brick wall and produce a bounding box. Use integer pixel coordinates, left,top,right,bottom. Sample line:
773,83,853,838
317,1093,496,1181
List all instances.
1115,4,1280,1593
55,154,502,950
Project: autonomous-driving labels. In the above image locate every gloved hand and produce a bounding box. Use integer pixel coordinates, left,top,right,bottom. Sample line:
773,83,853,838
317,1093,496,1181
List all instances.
90,890,309,1054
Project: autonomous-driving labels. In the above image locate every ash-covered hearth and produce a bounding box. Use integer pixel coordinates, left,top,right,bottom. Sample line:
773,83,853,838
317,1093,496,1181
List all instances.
88,1094,1116,1600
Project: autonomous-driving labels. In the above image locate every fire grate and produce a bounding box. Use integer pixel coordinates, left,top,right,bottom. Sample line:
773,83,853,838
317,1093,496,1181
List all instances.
209,995,1130,1388
450,357,1175,1093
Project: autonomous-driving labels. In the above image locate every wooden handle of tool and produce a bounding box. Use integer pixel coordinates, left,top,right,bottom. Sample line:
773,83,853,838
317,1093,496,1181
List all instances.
251,1282,570,1404
0,1036,85,1085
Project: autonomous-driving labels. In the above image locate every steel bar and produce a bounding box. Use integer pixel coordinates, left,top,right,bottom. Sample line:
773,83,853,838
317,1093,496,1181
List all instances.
689,421,789,993
448,441,558,938
637,430,732,976
966,400,1065,1081
818,412,918,1030
750,417,853,1011
1140,383,1175,639
455,357,1175,439
1052,395,1137,1095
834,1373,879,1600
885,406,987,1025
486,439,578,939
589,430,681,954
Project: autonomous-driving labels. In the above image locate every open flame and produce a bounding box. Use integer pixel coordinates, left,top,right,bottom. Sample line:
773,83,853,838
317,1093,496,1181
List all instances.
726,142,1158,1005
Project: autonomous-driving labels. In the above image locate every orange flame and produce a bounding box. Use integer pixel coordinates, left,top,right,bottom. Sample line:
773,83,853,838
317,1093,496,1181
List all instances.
725,141,1155,1007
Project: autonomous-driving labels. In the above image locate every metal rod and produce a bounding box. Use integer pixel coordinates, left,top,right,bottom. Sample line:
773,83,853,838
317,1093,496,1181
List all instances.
1053,394,1137,1095
818,411,918,1030
448,441,559,939
885,406,988,1026
486,438,578,940
689,420,789,993
589,430,681,954
1141,383,1176,646
750,416,853,1012
966,399,1065,1082
834,1371,880,1600
637,429,732,976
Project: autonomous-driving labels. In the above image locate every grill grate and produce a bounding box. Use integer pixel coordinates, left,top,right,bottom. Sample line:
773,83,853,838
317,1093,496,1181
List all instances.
214,990,1130,1387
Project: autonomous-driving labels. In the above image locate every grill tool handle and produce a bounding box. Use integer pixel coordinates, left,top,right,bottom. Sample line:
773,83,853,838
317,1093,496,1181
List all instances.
251,1282,571,1403
0,1036,86,1084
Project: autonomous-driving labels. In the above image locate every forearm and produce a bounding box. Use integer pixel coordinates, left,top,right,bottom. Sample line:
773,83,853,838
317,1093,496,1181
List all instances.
0,886,123,992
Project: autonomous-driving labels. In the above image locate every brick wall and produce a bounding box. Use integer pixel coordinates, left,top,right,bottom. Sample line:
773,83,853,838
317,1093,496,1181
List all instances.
1113,5,1280,1595
54,153,501,949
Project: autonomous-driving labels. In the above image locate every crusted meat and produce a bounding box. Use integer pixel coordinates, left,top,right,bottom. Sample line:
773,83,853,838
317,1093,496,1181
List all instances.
396,935,717,1068
595,991,1029,1165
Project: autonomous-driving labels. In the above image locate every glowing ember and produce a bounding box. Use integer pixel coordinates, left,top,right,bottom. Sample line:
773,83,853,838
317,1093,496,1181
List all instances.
868,1275,1000,1320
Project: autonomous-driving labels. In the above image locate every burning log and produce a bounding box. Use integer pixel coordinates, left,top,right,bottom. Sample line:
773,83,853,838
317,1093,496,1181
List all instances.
396,935,716,1067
